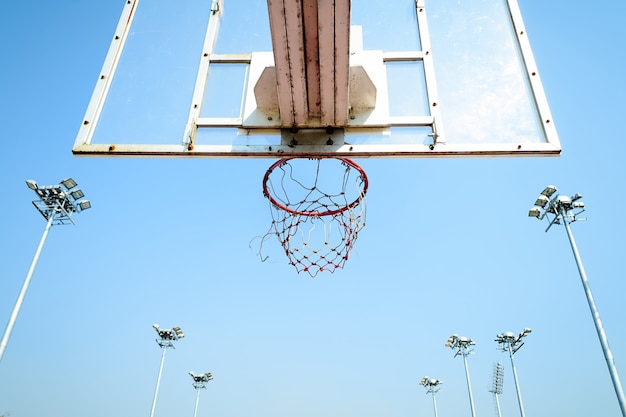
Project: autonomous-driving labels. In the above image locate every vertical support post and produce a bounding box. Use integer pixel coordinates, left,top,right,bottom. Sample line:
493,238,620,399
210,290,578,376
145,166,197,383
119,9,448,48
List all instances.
0,212,55,363
462,354,477,417
494,392,502,417
507,343,526,417
431,391,439,417
150,347,168,417
193,388,201,417
561,209,626,416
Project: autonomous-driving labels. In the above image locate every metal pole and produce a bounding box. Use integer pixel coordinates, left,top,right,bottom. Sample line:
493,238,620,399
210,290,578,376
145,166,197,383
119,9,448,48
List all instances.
0,212,55,363
463,353,477,417
561,210,626,416
431,391,439,417
150,347,168,417
494,392,502,417
193,387,201,417
507,343,526,417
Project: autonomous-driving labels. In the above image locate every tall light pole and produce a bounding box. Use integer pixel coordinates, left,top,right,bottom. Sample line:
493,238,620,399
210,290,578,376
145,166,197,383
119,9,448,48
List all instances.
0,178,91,364
189,371,213,417
529,186,626,416
419,376,443,417
489,362,504,417
446,334,477,417
495,328,532,417
150,324,184,417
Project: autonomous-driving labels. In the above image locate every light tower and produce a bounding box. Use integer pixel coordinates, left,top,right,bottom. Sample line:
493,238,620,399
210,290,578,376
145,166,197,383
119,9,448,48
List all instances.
419,376,443,417
445,334,477,417
489,362,504,417
495,329,532,417
0,178,91,364
189,371,213,417
529,186,626,417
149,324,184,417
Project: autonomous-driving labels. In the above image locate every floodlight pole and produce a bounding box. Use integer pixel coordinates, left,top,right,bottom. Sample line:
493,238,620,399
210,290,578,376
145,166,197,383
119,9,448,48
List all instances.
489,362,504,417
420,377,443,417
150,346,168,417
193,386,201,417
446,335,477,417
0,178,90,365
561,209,626,416
190,371,213,417
496,330,531,417
529,187,626,417
0,213,53,363
150,324,184,417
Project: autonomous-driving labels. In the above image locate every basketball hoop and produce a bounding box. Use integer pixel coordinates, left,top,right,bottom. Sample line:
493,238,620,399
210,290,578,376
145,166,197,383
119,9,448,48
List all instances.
258,157,368,277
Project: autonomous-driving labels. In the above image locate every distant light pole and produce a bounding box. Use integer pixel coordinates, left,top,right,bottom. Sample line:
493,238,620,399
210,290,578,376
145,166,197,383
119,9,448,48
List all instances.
446,334,477,417
150,324,184,417
419,376,443,417
489,362,504,417
495,328,532,417
529,186,626,417
189,371,213,417
0,178,91,364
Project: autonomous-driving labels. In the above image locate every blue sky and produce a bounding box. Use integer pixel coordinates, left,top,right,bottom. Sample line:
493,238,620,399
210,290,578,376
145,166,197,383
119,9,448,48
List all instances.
1,1,625,417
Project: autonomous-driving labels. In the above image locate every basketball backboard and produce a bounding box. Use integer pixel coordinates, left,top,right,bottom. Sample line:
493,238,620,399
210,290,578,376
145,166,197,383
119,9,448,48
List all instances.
72,0,560,158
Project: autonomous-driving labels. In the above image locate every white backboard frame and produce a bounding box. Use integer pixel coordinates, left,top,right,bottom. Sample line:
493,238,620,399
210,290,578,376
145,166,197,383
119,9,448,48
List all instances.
72,0,561,158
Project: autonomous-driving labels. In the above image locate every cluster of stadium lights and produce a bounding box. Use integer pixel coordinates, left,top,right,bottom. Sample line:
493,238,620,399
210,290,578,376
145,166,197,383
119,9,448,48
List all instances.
419,331,531,417
528,185,584,231
150,325,213,417
0,178,91,364
26,178,91,224
4,177,625,416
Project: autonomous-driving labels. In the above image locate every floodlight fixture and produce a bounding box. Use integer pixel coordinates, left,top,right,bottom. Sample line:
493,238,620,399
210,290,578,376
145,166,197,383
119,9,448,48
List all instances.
26,180,38,190
534,195,549,208
69,188,85,200
0,177,90,364
529,186,626,416
445,334,477,417
540,185,557,197
60,177,78,190
149,324,184,417
420,376,443,417
190,370,214,417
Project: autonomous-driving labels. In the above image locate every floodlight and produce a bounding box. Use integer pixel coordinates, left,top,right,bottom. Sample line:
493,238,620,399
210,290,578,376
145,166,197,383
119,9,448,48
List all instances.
60,177,78,190
540,185,557,197
571,193,583,202
26,180,38,190
557,195,571,206
572,202,585,209
534,195,549,207
78,200,92,211
173,327,185,339
69,188,85,200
